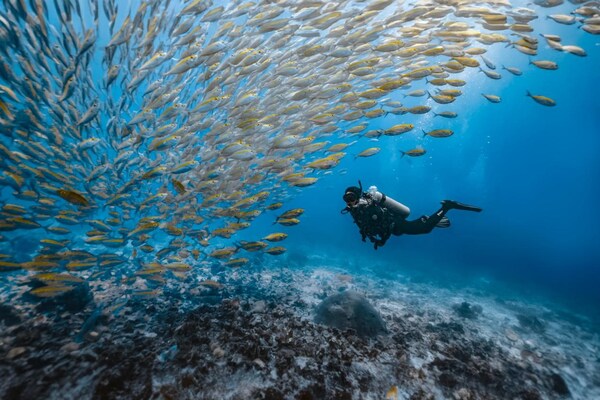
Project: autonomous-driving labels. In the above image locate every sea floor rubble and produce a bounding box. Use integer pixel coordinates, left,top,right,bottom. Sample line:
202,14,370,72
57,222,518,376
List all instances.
0,263,598,399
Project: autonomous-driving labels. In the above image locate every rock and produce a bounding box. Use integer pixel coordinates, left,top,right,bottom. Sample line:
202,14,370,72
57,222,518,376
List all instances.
439,372,458,388
6,347,27,359
31,282,94,313
518,389,542,400
86,331,100,342
505,328,519,342
212,347,225,358
251,300,266,313
261,388,285,400
550,373,570,396
60,342,80,352
453,388,473,400
452,302,482,319
314,291,387,338
410,389,435,400
295,356,312,370
0,304,22,326
517,314,546,334
157,345,178,362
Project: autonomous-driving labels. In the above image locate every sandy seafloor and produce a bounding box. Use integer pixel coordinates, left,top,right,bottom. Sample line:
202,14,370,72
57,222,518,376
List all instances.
1,255,599,400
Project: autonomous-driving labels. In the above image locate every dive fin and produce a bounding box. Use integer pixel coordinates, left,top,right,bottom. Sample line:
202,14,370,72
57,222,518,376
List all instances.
441,200,482,212
436,216,451,228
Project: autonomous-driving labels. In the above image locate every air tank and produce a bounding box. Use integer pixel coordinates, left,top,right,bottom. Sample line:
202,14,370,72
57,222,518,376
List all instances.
367,186,410,218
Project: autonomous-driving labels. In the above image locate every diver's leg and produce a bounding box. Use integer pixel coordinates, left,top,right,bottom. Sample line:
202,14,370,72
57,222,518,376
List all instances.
396,199,481,235
397,206,448,235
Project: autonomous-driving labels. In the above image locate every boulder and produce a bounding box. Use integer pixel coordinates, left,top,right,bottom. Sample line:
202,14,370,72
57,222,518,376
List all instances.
25,282,94,313
314,291,386,338
0,304,22,326
452,302,482,320
517,314,546,334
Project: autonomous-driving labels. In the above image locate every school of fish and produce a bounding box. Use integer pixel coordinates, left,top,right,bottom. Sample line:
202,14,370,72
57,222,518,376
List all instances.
0,0,597,299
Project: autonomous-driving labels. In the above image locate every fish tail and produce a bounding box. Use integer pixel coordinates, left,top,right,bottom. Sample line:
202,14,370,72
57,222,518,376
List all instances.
422,129,427,138
526,90,532,97
400,151,406,158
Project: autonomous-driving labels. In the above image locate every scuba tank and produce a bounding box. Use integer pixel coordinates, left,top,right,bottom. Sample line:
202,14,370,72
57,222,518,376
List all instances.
367,185,410,218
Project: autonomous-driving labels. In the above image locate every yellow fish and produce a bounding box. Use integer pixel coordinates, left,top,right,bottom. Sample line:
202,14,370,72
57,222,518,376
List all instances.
401,148,427,157
57,189,90,206
30,285,75,298
355,147,381,158
263,233,288,242
422,129,454,138
526,91,556,106
265,246,287,255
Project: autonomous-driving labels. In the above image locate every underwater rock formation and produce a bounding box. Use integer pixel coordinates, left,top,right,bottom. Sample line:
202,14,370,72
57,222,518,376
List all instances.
29,282,94,313
314,290,387,338
0,304,21,326
0,268,598,399
517,314,546,334
452,302,483,320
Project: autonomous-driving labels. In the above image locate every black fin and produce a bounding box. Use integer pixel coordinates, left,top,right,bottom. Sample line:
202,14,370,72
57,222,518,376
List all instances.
442,200,482,212
436,216,451,228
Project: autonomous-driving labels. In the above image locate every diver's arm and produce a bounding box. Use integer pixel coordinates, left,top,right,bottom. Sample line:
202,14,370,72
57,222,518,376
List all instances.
373,222,392,250
359,228,367,242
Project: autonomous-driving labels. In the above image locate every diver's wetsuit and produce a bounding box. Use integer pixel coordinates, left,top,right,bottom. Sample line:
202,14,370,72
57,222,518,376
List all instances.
345,194,452,249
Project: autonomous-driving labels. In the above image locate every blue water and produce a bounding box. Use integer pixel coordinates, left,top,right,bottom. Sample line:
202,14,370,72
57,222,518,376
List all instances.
0,1,598,322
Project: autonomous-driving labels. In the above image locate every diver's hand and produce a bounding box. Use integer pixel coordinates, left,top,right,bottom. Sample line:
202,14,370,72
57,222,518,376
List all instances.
374,239,386,250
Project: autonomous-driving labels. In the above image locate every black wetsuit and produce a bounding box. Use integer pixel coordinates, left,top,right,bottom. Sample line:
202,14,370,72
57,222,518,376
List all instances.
345,194,449,249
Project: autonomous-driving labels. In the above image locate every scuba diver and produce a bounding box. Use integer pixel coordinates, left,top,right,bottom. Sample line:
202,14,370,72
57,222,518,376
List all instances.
341,181,482,250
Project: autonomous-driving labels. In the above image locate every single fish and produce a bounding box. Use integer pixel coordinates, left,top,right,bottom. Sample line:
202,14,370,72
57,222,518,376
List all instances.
526,91,556,106
57,189,90,206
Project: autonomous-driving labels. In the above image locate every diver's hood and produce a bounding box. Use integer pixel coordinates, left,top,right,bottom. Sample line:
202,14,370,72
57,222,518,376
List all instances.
343,186,361,202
